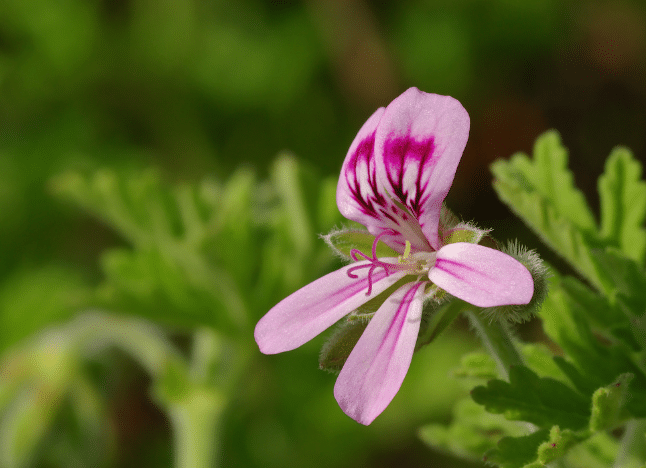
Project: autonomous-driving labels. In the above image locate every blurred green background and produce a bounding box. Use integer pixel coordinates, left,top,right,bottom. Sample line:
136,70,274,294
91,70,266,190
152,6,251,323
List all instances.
1,0,645,467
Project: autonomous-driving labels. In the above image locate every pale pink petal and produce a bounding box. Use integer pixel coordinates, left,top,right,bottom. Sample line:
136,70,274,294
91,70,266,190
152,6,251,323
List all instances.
374,88,470,251
254,260,407,354
336,108,392,230
334,282,425,425
428,243,533,307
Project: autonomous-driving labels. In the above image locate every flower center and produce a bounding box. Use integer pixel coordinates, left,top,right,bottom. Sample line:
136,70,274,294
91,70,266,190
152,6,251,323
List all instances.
346,232,435,296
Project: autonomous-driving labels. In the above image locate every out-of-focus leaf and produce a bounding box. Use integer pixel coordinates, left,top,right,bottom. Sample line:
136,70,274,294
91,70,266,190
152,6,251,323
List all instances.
483,428,550,468
589,373,633,432
419,398,525,463
0,265,90,353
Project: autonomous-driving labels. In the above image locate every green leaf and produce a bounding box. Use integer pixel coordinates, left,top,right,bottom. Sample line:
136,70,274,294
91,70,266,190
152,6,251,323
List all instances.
598,147,646,265
536,426,587,465
97,248,242,334
591,248,646,325
0,265,90,353
491,130,596,232
484,428,550,468
452,352,498,381
489,131,623,293
589,373,633,432
52,159,340,333
471,365,590,430
419,398,525,463
540,277,646,417
519,344,568,383
558,275,639,350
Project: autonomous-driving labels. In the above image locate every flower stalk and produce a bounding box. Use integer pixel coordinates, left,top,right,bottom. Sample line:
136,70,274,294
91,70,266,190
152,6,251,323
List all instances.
465,310,523,381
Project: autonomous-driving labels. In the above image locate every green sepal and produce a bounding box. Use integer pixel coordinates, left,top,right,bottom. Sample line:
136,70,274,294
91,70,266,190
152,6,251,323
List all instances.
470,365,590,430
322,228,399,261
589,373,633,432
318,317,369,373
441,223,488,246
318,277,410,372
415,296,462,352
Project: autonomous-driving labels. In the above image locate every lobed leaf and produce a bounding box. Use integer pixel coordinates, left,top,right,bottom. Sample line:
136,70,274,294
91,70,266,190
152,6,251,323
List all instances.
499,131,596,231
418,398,526,463
490,131,620,292
470,365,590,430
598,147,646,265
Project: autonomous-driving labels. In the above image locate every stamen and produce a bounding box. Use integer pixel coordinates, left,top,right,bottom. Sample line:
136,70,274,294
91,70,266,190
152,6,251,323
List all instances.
346,229,397,296
403,240,411,259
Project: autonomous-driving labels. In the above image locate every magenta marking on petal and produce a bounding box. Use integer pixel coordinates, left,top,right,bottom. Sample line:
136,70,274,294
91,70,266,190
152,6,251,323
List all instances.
377,282,424,354
344,134,387,219
433,258,497,293
334,281,425,425
382,135,436,217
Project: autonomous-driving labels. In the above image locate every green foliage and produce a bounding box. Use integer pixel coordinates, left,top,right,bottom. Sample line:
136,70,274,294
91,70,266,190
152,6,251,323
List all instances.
0,266,90,353
419,399,525,463
598,148,646,264
423,132,646,467
491,131,606,290
51,156,341,335
471,365,590,430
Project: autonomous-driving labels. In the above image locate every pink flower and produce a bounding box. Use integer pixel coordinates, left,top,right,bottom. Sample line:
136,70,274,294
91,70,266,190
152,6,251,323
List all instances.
254,88,534,425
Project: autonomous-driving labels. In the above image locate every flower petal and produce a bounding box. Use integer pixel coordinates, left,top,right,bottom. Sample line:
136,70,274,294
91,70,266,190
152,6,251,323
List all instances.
334,281,425,425
429,243,534,307
337,107,389,230
254,260,407,354
374,88,470,250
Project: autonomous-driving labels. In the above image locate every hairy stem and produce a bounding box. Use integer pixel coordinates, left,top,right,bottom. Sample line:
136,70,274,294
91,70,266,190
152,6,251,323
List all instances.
466,310,523,380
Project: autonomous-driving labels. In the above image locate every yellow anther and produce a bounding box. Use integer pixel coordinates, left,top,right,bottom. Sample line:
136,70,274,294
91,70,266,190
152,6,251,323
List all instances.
403,240,412,259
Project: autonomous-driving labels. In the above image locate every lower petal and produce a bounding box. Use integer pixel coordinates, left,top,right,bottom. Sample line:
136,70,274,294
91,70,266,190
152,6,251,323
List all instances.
429,243,533,307
334,281,425,425
254,261,407,354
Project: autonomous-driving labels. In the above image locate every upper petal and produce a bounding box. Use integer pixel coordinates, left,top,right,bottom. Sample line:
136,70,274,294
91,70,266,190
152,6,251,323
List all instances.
428,243,533,307
374,88,470,250
254,260,407,354
334,281,425,425
337,107,388,228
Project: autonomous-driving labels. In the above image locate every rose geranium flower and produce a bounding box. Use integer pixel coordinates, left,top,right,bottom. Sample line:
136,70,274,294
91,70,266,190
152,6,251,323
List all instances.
255,88,534,425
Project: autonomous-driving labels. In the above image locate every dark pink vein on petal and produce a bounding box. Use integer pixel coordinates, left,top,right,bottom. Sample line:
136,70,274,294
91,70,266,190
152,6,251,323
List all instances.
375,282,423,361
382,135,436,218
344,133,387,219
433,258,494,290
